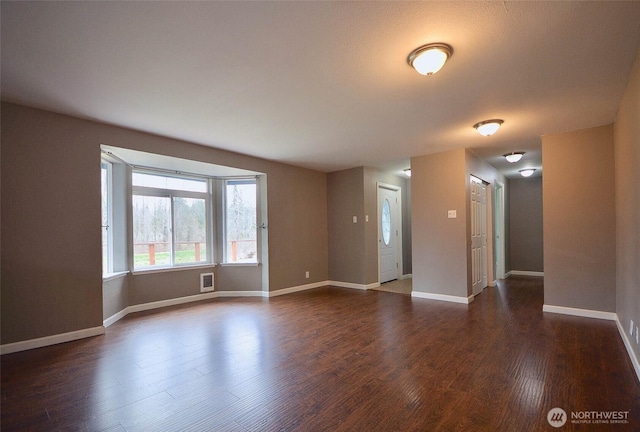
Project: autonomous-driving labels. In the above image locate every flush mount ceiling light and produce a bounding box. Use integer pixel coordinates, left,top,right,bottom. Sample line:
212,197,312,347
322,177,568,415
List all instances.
403,168,411,177
407,43,453,76
519,168,536,177
474,119,504,136
504,151,525,163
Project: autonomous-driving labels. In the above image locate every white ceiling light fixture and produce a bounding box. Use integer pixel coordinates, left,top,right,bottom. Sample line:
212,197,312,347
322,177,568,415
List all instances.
519,168,536,177
504,151,525,163
403,168,411,177
407,43,453,76
474,119,504,136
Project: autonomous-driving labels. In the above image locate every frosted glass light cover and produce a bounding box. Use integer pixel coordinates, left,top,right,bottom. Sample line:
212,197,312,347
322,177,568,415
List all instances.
476,122,501,136
412,49,449,76
505,152,524,163
473,119,504,136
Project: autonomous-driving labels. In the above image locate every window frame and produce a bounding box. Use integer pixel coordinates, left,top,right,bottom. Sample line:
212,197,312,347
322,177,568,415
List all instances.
132,169,213,270
101,159,114,275
222,178,259,264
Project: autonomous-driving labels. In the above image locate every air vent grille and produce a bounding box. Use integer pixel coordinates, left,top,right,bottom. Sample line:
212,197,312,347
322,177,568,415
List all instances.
200,273,214,292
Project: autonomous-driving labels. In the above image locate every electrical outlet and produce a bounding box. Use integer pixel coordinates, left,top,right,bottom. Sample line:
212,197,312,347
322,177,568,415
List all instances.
636,327,639,345
305,271,310,279
631,320,635,336
353,216,357,223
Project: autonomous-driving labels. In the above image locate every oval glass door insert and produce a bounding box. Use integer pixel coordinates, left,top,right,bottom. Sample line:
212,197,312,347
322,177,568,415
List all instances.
382,198,391,245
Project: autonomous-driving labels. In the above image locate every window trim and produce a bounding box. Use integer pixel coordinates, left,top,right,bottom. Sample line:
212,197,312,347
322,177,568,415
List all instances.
101,159,114,276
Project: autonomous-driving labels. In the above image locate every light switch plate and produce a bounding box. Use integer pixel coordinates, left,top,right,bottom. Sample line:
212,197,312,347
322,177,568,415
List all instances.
353,216,357,223
448,210,457,219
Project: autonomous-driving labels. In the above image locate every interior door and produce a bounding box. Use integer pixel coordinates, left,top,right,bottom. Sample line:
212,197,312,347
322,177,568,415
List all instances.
379,187,399,283
471,177,488,295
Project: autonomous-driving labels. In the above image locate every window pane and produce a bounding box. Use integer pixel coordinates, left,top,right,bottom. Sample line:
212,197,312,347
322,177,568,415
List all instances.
225,181,257,263
132,172,207,193
133,195,171,268
173,197,207,264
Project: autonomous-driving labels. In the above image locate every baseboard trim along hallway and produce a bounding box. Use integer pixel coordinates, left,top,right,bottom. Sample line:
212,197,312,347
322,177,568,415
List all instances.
542,304,617,321
411,291,474,304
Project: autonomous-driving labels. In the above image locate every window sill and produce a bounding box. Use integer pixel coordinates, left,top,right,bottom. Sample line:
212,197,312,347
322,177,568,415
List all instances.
103,271,129,282
132,263,216,276
219,262,260,267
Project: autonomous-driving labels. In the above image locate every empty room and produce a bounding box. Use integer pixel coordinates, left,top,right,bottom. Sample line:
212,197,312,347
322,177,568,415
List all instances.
2,2,640,431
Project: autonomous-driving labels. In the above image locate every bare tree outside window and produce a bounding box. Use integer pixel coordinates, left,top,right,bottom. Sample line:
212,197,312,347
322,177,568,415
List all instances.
225,180,257,263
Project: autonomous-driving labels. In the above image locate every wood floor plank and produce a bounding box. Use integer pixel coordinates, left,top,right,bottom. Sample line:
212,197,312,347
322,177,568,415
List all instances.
2,277,639,431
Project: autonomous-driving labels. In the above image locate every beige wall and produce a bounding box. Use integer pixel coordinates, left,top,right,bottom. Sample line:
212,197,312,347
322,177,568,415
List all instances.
2,103,104,342
1,102,328,344
363,168,378,285
327,168,366,284
509,177,543,273
614,46,640,359
411,149,468,297
542,125,616,312
411,149,507,298
103,276,128,320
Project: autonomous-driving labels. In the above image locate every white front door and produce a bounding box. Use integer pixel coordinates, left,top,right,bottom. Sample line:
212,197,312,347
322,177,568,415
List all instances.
471,177,488,295
379,186,400,283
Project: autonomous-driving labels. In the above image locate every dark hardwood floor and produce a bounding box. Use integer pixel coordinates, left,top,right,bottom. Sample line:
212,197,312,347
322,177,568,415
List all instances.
2,277,639,431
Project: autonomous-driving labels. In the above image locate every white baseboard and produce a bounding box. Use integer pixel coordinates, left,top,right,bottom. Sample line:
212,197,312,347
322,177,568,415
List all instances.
400,274,413,280
542,304,617,321
329,280,369,290
105,282,332,328
219,291,264,298
268,281,328,297
616,316,640,383
510,270,544,277
1,326,105,355
127,291,221,314
104,291,252,328
103,308,129,328
411,291,474,304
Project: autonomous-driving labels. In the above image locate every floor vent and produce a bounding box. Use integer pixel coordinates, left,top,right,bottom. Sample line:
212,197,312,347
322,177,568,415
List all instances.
200,273,214,292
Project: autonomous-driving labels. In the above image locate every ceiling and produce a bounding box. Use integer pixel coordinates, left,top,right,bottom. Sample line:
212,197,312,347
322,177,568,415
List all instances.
2,2,640,178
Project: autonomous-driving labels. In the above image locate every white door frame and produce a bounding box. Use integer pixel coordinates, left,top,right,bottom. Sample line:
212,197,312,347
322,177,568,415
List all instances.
377,182,403,283
494,181,506,280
